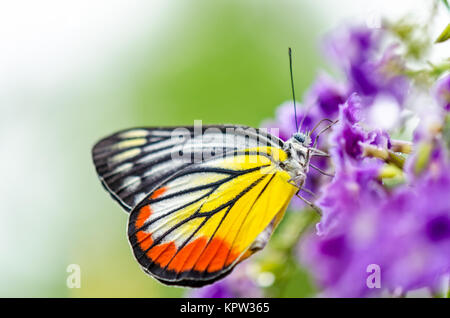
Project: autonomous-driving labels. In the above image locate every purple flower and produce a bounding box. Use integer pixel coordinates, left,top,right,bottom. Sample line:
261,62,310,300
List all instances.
341,93,362,124
434,74,450,112
300,189,390,298
384,164,450,291
299,98,450,297
305,72,349,118
324,25,409,105
315,159,383,236
328,94,389,173
300,159,450,297
371,45,409,103
312,95,388,236
367,129,392,150
189,280,235,298
188,265,262,298
325,26,378,70
426,215,450,242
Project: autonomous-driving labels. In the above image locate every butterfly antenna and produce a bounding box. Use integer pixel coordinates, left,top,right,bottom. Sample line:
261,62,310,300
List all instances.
298,102,314,134
312,119,339,149
288,48,299,132
310,118,334,136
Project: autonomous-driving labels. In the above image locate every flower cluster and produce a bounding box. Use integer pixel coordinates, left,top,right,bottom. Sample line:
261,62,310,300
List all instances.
324,26,409,104
300,98,450,297
264,17,450,297
294,23,450,297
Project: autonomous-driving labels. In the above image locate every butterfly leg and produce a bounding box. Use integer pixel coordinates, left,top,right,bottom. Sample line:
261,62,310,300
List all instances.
295,191,322,216
287,179,322,215
299,186,317,198
309,148,330,158
288,179,315,196
309,163,335,177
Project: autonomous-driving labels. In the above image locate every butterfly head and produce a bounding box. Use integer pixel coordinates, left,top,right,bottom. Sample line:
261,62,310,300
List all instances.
281,132,314,188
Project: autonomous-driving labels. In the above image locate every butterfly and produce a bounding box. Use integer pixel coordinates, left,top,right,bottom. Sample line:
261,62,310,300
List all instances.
92,123,332,287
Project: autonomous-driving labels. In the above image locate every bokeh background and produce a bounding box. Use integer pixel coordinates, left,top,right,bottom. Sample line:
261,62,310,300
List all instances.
0,0,446,297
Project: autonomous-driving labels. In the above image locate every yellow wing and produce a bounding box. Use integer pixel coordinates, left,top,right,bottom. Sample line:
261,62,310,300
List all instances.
127,147,296,286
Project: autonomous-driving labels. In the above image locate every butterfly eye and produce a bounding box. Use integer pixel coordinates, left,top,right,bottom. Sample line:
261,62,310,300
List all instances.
293,132,307,144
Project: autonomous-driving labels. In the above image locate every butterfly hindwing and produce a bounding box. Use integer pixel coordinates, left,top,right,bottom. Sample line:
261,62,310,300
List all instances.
127,147,297,286
92,125,283,212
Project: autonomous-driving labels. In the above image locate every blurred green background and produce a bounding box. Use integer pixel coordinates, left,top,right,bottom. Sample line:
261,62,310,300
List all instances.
0,0,435,297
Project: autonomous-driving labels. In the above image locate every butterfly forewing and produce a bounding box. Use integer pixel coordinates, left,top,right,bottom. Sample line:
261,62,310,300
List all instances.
92,125,283,212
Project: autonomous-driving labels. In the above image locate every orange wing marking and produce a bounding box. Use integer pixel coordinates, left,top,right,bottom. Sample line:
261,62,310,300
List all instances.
135,187,168,262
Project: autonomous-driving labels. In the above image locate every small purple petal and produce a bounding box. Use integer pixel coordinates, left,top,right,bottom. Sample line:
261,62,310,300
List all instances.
426,214,450,242
319,235,347,258
434,74,450,112
306,72,349,118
